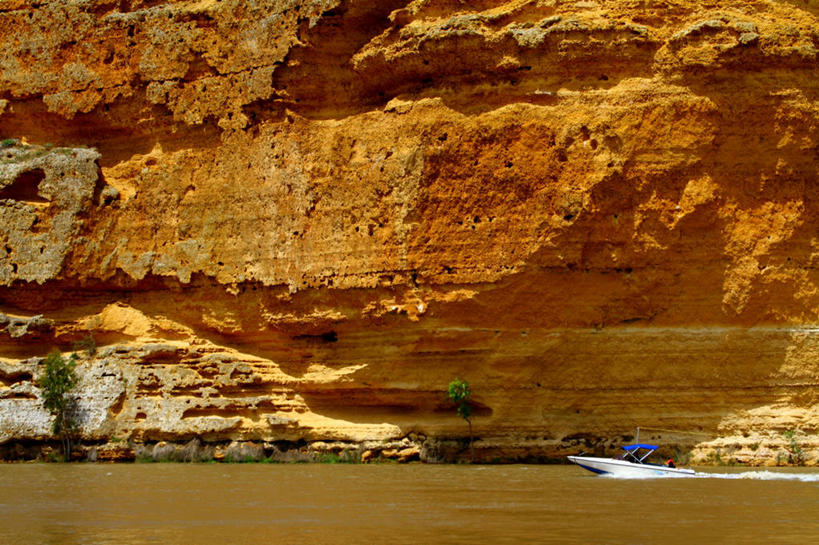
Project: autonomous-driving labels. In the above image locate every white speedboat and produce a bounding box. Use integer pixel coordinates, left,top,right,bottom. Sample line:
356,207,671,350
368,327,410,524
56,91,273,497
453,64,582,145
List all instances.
568,444,696,477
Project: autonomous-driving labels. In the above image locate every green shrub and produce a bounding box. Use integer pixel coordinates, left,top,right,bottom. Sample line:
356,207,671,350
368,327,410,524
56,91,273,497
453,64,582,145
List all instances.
315,451,361,464
784,429,805,465
316,452,341,464
448,378,474,462
38,351,79,461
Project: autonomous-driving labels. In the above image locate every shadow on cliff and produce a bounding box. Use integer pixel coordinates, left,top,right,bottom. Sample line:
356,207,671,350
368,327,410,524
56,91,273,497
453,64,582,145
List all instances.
272,1,663,119
295,386,493,428
0,274,177,359
0,97,221,168
270,0,411,120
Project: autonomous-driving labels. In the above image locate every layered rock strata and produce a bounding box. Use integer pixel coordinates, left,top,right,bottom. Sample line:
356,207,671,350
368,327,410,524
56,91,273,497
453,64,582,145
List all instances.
1,0,818,463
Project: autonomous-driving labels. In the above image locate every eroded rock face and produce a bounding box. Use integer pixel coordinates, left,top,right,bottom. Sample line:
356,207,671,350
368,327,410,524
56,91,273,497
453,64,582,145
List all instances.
0,144,102,284
0,0,818,462
0,355,124,443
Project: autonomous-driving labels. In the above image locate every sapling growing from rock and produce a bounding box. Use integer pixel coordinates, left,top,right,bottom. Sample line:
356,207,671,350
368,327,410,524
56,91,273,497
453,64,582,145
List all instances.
784,429,805,465
38,351,79,461
448,378,474,462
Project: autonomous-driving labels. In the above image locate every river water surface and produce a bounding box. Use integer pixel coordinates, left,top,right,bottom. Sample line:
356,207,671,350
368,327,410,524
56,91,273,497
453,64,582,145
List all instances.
1,464,818,544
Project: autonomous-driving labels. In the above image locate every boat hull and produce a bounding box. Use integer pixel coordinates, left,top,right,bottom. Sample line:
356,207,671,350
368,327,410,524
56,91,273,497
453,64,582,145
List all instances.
567,456,696,477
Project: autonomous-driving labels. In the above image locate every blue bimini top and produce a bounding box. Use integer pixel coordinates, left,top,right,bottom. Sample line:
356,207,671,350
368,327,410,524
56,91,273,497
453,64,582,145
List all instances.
621,444,659,451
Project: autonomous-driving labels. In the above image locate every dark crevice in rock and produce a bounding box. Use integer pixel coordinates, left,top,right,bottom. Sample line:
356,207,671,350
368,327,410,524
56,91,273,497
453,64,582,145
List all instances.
293,330,338,343
0,370,33,387
0,169,48,203
273,0,411,119
0,391,37,400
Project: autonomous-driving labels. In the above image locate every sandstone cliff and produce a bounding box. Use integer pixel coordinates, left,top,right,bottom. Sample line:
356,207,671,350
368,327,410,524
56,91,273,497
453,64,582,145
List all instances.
1,0,818,463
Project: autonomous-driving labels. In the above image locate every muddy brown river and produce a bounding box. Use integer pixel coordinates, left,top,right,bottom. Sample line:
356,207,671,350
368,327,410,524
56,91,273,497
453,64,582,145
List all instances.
1,464,818,544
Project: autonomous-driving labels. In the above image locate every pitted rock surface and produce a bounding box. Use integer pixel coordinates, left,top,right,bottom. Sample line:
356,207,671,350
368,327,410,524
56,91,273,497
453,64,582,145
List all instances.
0,0,818,463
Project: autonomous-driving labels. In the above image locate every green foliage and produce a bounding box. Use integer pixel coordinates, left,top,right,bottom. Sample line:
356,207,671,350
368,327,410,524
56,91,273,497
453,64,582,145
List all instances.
38,351,79,461
784,429,805,465
448,378,474,462
39,351,79,430
315,451,361,464
316,452,342,464
447,378,472,422
1,138,17,148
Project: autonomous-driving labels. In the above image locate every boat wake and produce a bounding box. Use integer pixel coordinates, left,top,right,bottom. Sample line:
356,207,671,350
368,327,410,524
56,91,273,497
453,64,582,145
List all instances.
602,470,819,482
694,470,819,482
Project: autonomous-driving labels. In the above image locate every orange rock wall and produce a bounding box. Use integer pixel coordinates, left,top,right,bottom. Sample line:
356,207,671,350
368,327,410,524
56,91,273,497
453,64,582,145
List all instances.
1,0,818,462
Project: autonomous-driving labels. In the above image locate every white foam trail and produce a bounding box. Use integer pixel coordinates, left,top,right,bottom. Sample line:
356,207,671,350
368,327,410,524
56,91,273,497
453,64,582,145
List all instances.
693,470,819,482
601,470,819,481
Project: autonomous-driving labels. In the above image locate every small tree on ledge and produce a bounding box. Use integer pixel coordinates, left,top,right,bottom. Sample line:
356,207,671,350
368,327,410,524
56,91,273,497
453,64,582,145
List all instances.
448,378,474,462
38,351,79,461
